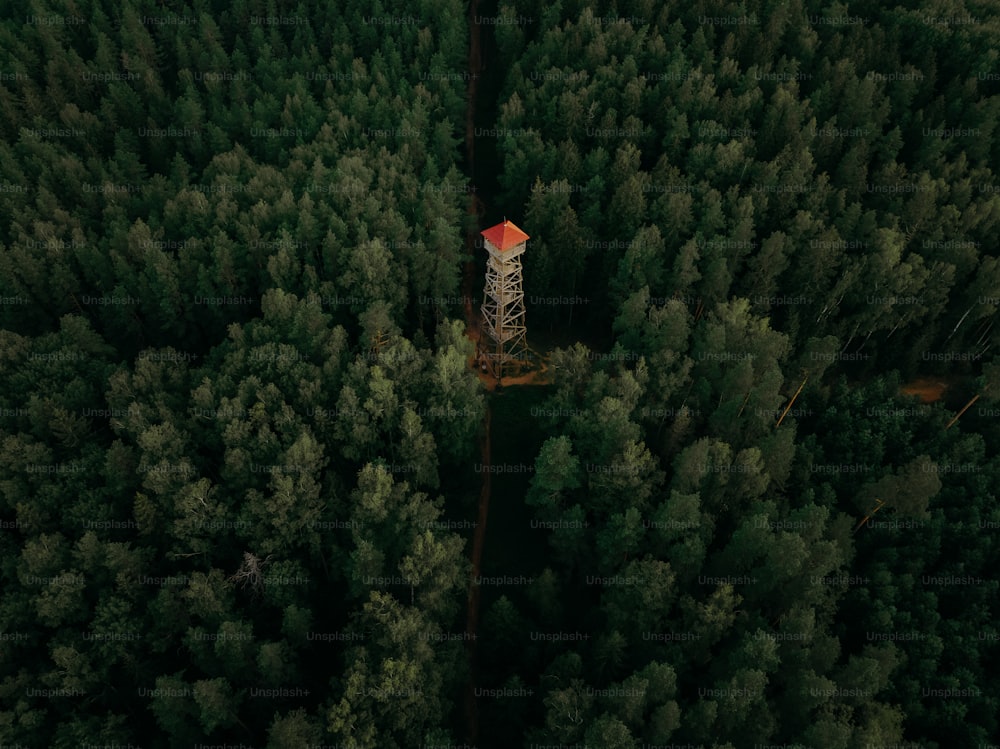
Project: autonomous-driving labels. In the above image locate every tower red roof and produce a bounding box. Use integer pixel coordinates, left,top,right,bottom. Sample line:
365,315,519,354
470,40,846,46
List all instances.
481,219,530,251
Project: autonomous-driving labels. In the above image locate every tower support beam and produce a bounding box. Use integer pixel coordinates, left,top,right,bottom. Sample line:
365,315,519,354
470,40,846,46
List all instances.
479,220,530,382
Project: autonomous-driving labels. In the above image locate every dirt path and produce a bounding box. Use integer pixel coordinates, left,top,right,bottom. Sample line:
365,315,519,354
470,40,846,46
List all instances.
462,0,486,742
899,376,957,403
463,405,490,742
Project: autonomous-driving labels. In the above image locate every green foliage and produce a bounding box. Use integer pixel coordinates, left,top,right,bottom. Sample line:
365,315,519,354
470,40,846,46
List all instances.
2,1,999,746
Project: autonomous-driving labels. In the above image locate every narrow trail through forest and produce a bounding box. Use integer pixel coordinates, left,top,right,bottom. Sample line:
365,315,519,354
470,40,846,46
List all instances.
461,0,487,743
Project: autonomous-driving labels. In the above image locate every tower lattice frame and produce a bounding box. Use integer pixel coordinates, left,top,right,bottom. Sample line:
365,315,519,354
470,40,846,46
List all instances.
480,220,530,382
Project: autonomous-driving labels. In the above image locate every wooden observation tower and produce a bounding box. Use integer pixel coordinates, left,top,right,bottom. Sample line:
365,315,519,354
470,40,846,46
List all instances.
479,218,530,382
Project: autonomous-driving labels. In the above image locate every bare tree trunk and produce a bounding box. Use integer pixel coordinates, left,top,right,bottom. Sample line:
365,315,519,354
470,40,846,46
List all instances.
945,305,973,342
974,320,994,348
841,322,859,353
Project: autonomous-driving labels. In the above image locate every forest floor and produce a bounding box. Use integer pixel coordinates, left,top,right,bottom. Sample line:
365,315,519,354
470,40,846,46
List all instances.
899,375,957,403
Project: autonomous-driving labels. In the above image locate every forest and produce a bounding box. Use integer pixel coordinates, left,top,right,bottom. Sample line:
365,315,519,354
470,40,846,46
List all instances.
0,0,998,748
